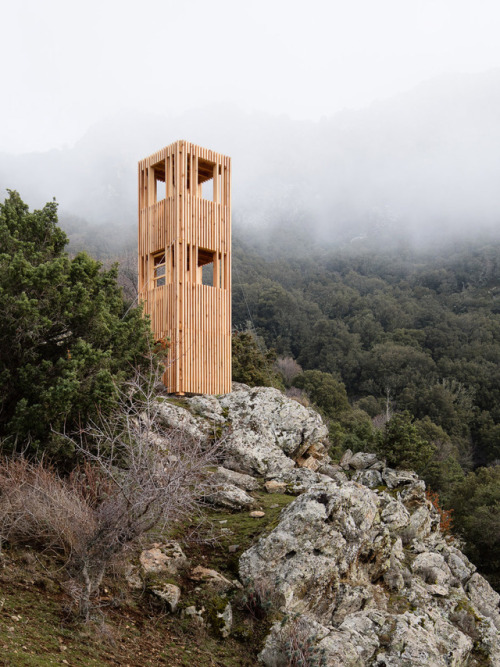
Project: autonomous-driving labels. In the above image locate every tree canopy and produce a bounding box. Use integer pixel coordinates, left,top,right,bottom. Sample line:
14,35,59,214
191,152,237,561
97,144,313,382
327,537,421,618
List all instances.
0,191,152,460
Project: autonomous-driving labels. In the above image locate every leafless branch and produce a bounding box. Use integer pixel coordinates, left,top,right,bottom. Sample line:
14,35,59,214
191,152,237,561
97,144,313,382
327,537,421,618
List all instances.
0,363,219,619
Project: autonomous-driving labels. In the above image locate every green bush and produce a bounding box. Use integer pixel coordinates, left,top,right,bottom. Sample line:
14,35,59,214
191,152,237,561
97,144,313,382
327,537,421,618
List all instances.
232,330,284,389
0,191,153,461
449,465,500,590
375,411,435,473
292,370,350,421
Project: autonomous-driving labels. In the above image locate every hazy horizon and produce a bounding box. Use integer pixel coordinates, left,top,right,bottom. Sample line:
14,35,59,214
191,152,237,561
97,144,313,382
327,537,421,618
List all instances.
3,0,500,154
2,1,500,248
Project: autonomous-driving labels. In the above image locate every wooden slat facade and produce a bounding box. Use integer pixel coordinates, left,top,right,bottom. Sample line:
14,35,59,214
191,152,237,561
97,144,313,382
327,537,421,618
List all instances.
138,140,231,394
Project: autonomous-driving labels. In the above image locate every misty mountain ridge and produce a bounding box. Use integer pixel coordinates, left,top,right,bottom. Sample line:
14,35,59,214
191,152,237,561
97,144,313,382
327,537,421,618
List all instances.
1,69,500,251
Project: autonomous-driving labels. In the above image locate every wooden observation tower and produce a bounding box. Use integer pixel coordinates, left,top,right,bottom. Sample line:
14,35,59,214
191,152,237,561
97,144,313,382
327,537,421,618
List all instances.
138,140,231,394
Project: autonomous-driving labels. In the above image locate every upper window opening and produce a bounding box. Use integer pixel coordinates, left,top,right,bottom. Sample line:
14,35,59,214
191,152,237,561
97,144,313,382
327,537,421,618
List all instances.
155,178,165,201
197,248,215,267
202,263,213,286
198,158,216,201
151,161,166,203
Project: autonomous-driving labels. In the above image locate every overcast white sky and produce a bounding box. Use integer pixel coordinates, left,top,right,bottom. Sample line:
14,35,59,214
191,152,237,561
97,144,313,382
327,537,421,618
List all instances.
2,0,500,154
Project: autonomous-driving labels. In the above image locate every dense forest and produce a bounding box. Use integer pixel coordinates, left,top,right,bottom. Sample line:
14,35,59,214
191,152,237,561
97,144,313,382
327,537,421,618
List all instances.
231,226,500,588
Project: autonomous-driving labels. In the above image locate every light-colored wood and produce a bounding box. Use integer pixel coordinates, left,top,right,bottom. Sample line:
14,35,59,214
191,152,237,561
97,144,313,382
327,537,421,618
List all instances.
138,140,232,395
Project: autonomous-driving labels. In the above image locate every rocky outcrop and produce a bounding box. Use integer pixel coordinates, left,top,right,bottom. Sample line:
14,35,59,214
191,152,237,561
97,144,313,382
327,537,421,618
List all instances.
149,386,499,665
151,583,181,612
239,469,500,666
155,384,331,477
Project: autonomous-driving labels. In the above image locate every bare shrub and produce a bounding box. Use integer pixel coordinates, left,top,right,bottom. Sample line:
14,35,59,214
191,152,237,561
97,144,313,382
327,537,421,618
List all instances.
240,577,282,620
285,387,310,408
371,412,390,430
0,364,218,619
274,357,302,386
276,615,327,667
0,457,96,558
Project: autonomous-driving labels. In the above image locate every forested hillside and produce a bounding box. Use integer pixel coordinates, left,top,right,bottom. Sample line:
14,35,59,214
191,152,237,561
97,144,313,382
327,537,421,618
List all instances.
232,231,500,587
234,233,500,461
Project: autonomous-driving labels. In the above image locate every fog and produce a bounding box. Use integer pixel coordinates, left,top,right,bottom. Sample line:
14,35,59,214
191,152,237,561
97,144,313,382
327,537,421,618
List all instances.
2,1,500,250
2,69,500,250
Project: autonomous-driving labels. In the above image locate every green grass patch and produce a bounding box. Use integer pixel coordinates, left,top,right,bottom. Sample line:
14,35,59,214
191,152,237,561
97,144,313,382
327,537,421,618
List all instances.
177,491,295,579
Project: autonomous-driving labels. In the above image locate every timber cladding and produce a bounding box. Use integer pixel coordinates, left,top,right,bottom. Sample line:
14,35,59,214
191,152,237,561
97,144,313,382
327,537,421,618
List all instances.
138,140,231,395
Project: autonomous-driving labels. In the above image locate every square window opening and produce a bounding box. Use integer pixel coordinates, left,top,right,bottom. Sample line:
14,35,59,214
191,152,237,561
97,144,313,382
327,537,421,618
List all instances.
198,247,215,286
150,160,166,203
198,158,216,201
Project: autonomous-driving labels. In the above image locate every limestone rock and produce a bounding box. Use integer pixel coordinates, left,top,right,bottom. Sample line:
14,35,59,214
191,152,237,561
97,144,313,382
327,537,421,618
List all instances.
240,481,382,624
153,385,330,479
264,480,287,494
295,453,322,471
318,463,343,476
151,583,181,612
268,468,334,495
215,601,232,638
139,542,188,576
218,386,329,476
466,573,500,629
211,466,260,491
296,442,331,471
340,449,353,469
379,496,410,532
154,401,208,440
444,546,476,583
382,467,420,489
353,468,383,489
206,483,256,510
411,552,452,586
188,395,225,424
348,452,378,470
240,477,500,666
404,504,437,543
189,566,236,593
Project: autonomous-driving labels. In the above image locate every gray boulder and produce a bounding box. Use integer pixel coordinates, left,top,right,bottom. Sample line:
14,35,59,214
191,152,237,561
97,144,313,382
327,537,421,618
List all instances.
340,449,353,469
155,385,330,478
411,551,452,586
210,466,260,491
466,573,500,630
353,468,383,488
139,542,188,576
151,583,181,612
382,468,420,489
267,468,338,495
348,452,378,470
154,401,208,440
218,386,330,476
206,483,257,510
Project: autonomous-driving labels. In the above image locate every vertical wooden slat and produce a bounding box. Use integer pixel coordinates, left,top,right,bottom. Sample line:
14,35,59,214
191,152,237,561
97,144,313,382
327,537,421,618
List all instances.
138,141,231,395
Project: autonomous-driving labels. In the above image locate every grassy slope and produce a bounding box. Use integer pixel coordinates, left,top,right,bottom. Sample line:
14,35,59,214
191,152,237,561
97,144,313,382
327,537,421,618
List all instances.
0,491,295,666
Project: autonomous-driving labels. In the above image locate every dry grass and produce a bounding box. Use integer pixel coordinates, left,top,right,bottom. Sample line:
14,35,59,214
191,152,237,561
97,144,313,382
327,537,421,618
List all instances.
0,365,219,619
